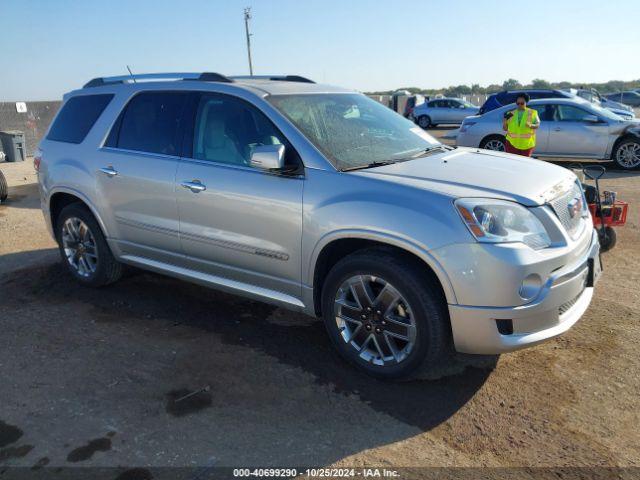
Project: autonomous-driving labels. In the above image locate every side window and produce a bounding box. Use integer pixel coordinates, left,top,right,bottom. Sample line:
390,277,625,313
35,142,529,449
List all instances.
531,104,553,121
554,105,593,122
115,91,188,155
192,94,297,168
47,94,114,144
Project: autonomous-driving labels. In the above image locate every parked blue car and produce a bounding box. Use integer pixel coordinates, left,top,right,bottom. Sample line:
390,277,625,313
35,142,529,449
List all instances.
479,89,571,115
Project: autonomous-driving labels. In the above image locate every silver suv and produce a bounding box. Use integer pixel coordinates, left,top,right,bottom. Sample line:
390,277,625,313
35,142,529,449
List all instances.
37,72,601,379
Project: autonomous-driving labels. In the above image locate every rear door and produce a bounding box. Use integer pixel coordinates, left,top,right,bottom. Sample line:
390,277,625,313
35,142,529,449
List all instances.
545,104,609,158
96,91,188,263
175,92,304,299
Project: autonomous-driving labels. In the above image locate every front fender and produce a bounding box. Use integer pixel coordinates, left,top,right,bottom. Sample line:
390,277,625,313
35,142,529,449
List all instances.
307,228,458,304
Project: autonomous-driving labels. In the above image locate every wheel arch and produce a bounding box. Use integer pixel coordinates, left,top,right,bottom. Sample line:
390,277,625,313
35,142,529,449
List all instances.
610,133,640,160
479,133,506,149
309,231,456,317
49,188,109,238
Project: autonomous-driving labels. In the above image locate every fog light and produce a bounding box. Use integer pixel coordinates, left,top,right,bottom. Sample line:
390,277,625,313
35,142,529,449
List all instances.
519,274,542,301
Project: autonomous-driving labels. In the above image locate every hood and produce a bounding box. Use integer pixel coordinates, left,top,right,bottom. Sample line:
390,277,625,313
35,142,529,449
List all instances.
353,147,576,207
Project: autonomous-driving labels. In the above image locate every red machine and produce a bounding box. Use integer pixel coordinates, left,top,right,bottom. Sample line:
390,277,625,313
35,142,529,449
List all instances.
583,165,628,252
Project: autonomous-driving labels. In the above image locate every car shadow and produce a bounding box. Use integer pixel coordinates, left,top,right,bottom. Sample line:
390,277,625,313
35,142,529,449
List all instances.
0,182,41,210
0,250,496,453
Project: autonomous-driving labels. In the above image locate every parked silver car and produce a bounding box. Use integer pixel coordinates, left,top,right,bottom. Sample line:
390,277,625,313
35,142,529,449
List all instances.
412,97,479,128
37,73,600,379
457,98,640,169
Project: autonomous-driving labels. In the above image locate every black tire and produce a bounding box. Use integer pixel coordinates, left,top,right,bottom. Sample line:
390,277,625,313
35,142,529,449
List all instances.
612,138,640,170
598,226,617,252
417,115,432,129
321,247,451,380
479,135,506,151
0,169,7,202
55,203,122,287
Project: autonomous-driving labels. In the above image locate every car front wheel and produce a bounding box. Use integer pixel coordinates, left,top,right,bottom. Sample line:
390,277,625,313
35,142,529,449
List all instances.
480,135,506,151
613,138,640,170
56,203,123,287
321,248,450,380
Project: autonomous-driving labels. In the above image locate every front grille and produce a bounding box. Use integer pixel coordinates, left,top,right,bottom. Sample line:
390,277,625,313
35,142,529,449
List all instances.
558,291,583,317
549,182,586,239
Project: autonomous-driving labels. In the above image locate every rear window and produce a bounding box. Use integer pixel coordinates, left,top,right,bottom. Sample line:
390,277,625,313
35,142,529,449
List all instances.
113,91,188,156
496,92,518,105
47,94,114,144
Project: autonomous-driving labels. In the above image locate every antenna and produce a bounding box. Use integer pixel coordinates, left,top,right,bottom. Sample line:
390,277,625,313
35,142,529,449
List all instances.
126,65,137,83
243,7,254,75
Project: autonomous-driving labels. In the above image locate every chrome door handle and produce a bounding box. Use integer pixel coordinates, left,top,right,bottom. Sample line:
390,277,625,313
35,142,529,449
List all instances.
181,180,206,193
554,128,562,132
99,166,118,177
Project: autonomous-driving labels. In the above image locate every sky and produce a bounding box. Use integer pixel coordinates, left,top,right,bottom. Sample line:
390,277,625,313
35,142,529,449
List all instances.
1,0,639,101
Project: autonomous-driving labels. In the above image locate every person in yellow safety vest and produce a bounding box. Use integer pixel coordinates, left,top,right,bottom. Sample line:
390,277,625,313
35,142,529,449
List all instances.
502,93,540,157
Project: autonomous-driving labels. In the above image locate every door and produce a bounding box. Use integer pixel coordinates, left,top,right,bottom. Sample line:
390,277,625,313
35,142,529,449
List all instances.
96,91,189,262
448,100,475,123
176,93,304,299
427,100,446,123
545,104,609,158
528,104,552,154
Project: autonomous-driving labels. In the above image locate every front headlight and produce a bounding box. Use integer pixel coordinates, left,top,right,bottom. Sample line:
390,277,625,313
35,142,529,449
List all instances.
455,198,551,250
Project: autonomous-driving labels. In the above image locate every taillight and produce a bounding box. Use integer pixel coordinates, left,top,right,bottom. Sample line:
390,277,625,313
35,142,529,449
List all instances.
34,149,42,171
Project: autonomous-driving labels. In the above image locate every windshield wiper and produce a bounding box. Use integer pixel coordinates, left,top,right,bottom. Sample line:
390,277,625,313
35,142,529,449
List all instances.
340,160,397,172
408,144,452,158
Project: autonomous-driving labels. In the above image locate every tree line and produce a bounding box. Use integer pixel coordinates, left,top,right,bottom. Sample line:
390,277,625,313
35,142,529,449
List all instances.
367,79,640,97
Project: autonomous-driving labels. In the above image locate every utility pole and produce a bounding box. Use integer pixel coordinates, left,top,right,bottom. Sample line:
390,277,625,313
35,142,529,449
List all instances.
244,7,253,75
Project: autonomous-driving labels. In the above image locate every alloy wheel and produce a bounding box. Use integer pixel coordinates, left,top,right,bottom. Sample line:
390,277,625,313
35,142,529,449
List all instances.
484,139,505,151
61,217,99,278
333,275,417,366
616,142,640,169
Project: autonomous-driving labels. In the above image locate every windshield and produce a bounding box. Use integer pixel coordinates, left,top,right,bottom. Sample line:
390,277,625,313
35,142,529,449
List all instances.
267,93,440,170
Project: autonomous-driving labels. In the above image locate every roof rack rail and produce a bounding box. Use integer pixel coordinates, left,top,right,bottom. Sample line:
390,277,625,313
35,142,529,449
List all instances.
231,75,315,84
83,72,234,88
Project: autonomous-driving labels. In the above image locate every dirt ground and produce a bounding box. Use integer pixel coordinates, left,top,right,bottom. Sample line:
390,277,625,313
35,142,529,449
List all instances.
1,141,639,478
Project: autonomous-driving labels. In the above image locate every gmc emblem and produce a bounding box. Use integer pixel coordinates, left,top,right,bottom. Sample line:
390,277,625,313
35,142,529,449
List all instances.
567,197,583,219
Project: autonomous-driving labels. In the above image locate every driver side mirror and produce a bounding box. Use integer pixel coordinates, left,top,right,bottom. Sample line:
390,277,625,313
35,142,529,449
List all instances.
583,114,600,123
250,144,286,171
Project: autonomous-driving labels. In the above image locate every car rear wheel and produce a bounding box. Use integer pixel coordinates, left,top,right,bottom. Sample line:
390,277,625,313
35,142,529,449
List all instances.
56,203,123,287
321,248,450,380
480,135,506,151
417,115,431,129
613,138,640,170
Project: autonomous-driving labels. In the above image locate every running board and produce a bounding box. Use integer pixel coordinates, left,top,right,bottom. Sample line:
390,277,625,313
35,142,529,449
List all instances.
119,254,306,311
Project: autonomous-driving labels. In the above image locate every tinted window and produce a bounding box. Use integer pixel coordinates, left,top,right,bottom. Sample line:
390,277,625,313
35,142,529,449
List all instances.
47,94,113,144
116,91,188,155
192,94,298,168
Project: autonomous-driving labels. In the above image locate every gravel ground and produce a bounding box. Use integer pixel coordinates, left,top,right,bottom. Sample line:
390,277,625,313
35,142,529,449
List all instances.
0,152,639,478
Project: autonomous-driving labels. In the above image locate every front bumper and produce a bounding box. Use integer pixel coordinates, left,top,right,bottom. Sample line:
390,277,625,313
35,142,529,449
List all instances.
449,229,601,354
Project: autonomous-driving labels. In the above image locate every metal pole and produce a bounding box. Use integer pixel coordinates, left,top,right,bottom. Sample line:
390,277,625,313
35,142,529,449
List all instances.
244,7,253,75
